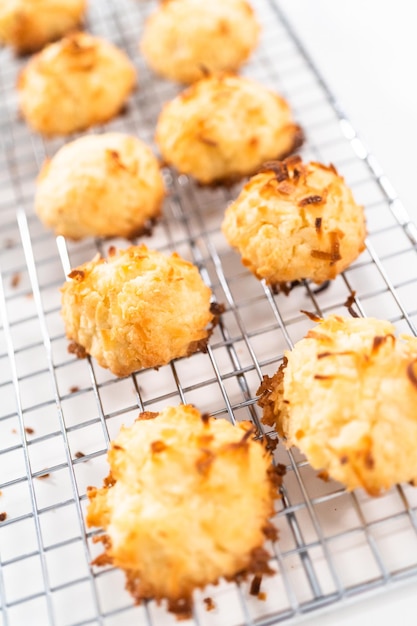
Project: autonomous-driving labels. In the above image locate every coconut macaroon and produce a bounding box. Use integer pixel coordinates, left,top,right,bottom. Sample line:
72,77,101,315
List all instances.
258,315,417,496
0,0,86,54
155,74,303,185
87,404,281,617
61,245,217,377
18,32,136,136
35,133,165,240
222,158,366,292
140,0,260,84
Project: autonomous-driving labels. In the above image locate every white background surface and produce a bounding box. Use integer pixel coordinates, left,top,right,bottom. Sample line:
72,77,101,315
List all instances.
280,1,417,226
278,2,417,623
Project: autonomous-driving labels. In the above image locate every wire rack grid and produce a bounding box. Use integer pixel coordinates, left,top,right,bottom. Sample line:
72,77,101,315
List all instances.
1,1,417,625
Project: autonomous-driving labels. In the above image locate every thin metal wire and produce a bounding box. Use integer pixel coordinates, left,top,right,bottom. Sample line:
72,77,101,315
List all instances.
1,0,417,625
16,209,105,625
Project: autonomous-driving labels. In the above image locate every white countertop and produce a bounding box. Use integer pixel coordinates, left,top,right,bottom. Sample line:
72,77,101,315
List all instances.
279,0,417,226
278,3,417,623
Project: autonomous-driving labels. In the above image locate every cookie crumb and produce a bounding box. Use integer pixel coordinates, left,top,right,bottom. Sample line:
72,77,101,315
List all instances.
10,272,21,288
37,473,50,480
203,597,215,612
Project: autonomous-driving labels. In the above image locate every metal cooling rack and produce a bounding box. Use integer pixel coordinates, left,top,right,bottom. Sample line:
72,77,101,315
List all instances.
1,1,417,625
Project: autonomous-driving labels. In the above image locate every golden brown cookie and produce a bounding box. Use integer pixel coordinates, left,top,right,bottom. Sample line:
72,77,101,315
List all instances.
258,315,417,495
35,133,165,240
61,245,216,377
87,404,281,617
155,74,302,185
0,0,86,54
141,0,260,83
18,32,136,135
222,158,366,292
